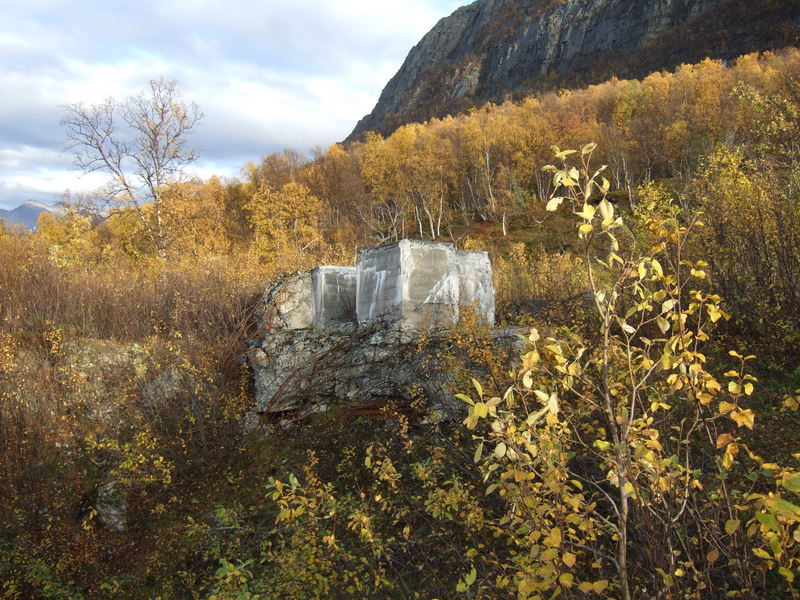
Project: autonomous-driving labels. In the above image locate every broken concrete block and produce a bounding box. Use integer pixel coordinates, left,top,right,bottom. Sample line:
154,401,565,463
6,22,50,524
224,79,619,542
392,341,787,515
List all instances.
312,266,357,329
262,240,496,332
457,250,495,326
357,240,461,329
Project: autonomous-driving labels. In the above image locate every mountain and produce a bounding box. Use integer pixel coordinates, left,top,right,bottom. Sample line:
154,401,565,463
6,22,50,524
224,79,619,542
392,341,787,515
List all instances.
0,201,66,230
348,0,800,141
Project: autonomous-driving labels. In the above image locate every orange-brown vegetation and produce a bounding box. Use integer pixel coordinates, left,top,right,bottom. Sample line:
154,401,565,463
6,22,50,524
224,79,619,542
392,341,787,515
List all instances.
1,49,800,598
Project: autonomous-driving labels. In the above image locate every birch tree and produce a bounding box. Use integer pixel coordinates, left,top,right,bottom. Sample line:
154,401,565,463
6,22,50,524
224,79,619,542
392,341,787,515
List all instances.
62,78,203,258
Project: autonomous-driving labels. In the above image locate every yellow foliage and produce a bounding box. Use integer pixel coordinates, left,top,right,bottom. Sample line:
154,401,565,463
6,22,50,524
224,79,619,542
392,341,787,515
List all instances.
246,181,323,271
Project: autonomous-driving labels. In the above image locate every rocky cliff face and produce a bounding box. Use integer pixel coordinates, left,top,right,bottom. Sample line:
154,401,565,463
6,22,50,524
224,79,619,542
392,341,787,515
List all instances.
348,0,800,140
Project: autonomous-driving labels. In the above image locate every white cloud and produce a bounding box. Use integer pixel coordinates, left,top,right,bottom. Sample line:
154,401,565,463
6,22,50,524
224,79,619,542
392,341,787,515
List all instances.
0,0,465,209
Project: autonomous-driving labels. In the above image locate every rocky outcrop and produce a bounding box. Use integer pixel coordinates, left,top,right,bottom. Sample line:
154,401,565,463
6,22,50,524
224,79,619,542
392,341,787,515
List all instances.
248,321,524,422
347,0,800,140
95,479,128,532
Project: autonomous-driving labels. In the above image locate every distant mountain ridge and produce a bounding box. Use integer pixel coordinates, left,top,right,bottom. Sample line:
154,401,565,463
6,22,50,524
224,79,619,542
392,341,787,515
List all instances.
348,0,800,141
0,201,65,230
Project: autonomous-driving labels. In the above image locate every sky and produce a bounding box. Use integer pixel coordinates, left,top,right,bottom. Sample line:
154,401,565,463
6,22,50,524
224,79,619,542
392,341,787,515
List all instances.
0,0,464,210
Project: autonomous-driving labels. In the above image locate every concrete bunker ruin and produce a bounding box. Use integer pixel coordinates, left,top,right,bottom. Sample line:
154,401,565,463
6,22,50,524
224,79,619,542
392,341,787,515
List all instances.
269,240,495,332
357,239,494,329
249,240,501,419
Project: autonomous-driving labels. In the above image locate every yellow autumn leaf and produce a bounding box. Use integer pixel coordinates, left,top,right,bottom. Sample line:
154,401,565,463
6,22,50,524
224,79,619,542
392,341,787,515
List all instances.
656,316,670,334
494,442,507,459
722,450,734,469
730,409,755,429
523,350,540,369
718,401,736,414
716,433,735,449
543,527,562,547
697,392,713,405
651,259,664,277
547,393,559,415
576,203,596,220
522,371,533,389
623,481,636,498
567,361,581,376
725,519,740,534
597,198,614,220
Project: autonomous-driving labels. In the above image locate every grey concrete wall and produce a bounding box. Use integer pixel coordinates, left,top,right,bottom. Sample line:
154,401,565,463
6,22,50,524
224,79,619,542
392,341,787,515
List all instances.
456,250,495,326
400,240,459,330
356,242,404,325
355,240,496,330
357,240,463,329
312,266,357,329
265,241,496,332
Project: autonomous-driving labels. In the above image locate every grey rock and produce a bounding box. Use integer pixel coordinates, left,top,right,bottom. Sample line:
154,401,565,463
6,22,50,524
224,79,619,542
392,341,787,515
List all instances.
259,271,314,331
96,479,127,532
248,323,527,419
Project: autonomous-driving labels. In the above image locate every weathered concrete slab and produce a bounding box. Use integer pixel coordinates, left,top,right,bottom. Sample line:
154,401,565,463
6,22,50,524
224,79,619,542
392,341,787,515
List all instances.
356,241,405,325
357,240,461,329
457,250,495,326
312,266,357,329
403,241,460,329
263,241,495,332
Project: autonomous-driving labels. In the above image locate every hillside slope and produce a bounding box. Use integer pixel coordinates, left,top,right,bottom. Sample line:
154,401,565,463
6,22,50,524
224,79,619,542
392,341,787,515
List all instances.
348,0,800,140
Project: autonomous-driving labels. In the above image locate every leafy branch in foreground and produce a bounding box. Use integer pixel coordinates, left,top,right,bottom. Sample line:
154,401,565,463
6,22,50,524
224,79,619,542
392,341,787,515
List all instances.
460,143,800,599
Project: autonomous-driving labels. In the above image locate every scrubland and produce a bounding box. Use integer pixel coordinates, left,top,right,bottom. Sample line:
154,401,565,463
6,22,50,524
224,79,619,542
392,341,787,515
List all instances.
2,50,800,598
